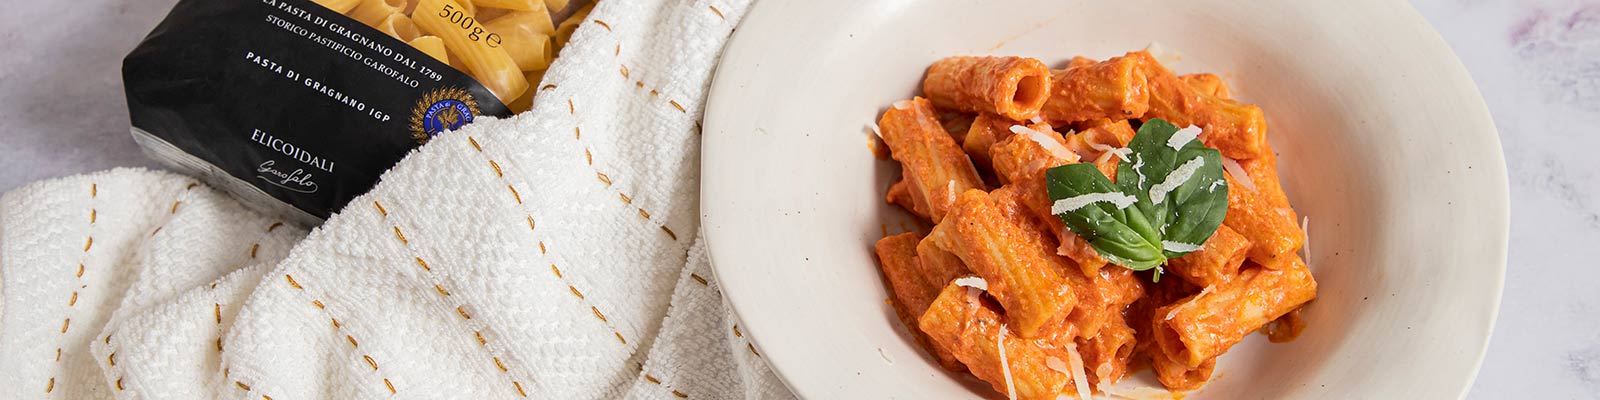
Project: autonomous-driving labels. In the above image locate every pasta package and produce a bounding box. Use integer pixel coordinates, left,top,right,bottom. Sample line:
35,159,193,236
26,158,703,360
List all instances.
124,0,586,224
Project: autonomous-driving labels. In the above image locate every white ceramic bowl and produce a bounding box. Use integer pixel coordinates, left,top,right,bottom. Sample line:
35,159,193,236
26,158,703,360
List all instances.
701,0,1508,398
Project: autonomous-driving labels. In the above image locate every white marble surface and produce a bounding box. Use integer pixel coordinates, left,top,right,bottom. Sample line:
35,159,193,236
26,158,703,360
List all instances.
0,0,1595,397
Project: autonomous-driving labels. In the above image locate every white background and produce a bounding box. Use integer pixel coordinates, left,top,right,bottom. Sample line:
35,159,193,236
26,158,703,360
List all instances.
0,0,1595,397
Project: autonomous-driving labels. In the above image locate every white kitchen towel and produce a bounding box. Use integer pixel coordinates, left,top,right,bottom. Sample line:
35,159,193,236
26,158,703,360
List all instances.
0,0,796,398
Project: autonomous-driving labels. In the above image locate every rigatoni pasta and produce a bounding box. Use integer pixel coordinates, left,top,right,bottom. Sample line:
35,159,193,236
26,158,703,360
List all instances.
868,49,1317,397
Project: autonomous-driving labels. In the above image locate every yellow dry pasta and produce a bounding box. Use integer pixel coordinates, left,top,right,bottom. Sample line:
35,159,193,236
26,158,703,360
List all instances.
543,0,570,13
471,0,541,11
348,0,408,27
486,9,555,36
414,0,529,102
312,0,362,13
485,21,552,71
408,36,448,63
374,13,421,41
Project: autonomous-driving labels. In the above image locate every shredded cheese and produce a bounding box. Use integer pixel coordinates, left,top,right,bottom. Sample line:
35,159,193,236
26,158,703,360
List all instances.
1030,115,1044,124
953,276,989,291
1207,179,1224,192
1221,156,1257,192
1065,344,1094,400
1167,125,1202,151
869,123,882,139
1162,240,1203,253
1088,142,1132,162
1051,192,1138,215
1148,157,1206,204
892,100,913,110
878,347,894,365
1046,356,1071,374
1011,125,1075,161
1302,216,1311,263
1132,154,1147,186
998,325,1016,400
947,180,959,206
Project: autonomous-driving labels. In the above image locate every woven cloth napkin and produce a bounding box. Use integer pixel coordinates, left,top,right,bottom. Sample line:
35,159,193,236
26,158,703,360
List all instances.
0,0,797,398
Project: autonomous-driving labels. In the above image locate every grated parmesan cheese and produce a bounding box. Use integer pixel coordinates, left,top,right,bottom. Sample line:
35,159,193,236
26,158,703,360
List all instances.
1148,157,1206,204
1065,344,1094,400
1207,179,1224,192
893,100,913,110
1302,216,1311,264
1052,192,1138,215
1046,356,1071,374
998,325,1017,400
1132,154,1147,186
869,123,882,139
1089,142,1132,162
878,347,894,365
1167,125,1202,151
947,180,958,206
1031,115,1044,124
1221,156,1256,192
1162,240,1203,253
1011,125,1075,161
954,276,989,291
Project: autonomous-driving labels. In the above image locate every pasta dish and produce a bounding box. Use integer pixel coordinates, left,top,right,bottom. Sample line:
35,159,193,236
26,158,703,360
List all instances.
872,50,1315,399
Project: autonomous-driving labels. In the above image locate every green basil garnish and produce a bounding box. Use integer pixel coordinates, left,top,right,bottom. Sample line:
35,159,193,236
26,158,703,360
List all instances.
1045,118,1228,279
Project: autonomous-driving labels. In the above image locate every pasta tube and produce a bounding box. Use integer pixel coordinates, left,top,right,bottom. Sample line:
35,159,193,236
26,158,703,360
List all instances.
987,129,1109,273
408,36,449,63
877,97,985,224
313,0,362,13
961,113,1013,175
885,179,929,219
929,189,1074,338
543,0,570,13
919,283,1074,400
1165,225,1251,287
1180,73,1231,99
414,0,530,102
1153,257,1318,368
875,233,965,371
1077,317,1137,387
486,9,556,36
471,0,541,11
1040,54,1150,124
374,13,421,41
1222,144,1305,268
1134,51,1268,160
1150,342,1216,391
491,26,553,71
348,0,408,27
923,56,1052,121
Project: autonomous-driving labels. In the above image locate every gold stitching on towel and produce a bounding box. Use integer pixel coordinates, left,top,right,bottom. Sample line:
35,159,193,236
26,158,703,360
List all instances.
267,222,284,232
415,257,432,271
331,318,342,329
615,44,620,56
526,216,536,231
710,5,725,19
661,226,677,240
550,264,562,277
90,209,96,224
638,209,651,219
620,65,630,79
76,264,84,277
91,183,97,197
116,377,124,390
635,81,644,88
69,292,78,306
619,193,632,204
106,334,112,344
575,126,581,139
456,306,472,320
468,136,483,152
672,390,688,398
489,160,504,177
475,331,487,346
374,201,389,216
649,89,659,97
312,300,325,309
150,227,162,237
567,99,574,114
669,100,686,113
61,318,70,333
690,274,708,286
384,378,396,394
45,377,54,393
217,338,224,351
250,243,260,258
236,381,251,391
591,307,608,322
185,182,198,190
393,226,409,244
597,173,612,185
435,284,451,296
85,237,93,251
585,149,593,165
615,332,627,344
364,355,378,370
733,325,742,337
346,335,359,347
508,185,523,204
594,20,612,31
264,395,274,400
748,343,760,356
285,274,303,289
170,201,182,214
494,357,508,372
539,242,548,254
569,286,584,299
513,381,528,397
214,303,222,323
644,374,660,384
540,84,555,91
108,353,115,366
55,348,61,361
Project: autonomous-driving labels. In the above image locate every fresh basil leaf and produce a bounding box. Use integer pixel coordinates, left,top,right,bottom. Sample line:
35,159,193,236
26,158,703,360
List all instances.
1045,118,1229,274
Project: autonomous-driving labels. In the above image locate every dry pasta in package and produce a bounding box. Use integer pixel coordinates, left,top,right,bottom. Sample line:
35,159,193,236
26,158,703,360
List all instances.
124,0,590,225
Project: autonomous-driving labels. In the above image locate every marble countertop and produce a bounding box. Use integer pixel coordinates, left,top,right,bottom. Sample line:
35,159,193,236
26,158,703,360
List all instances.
1,0,1595,397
